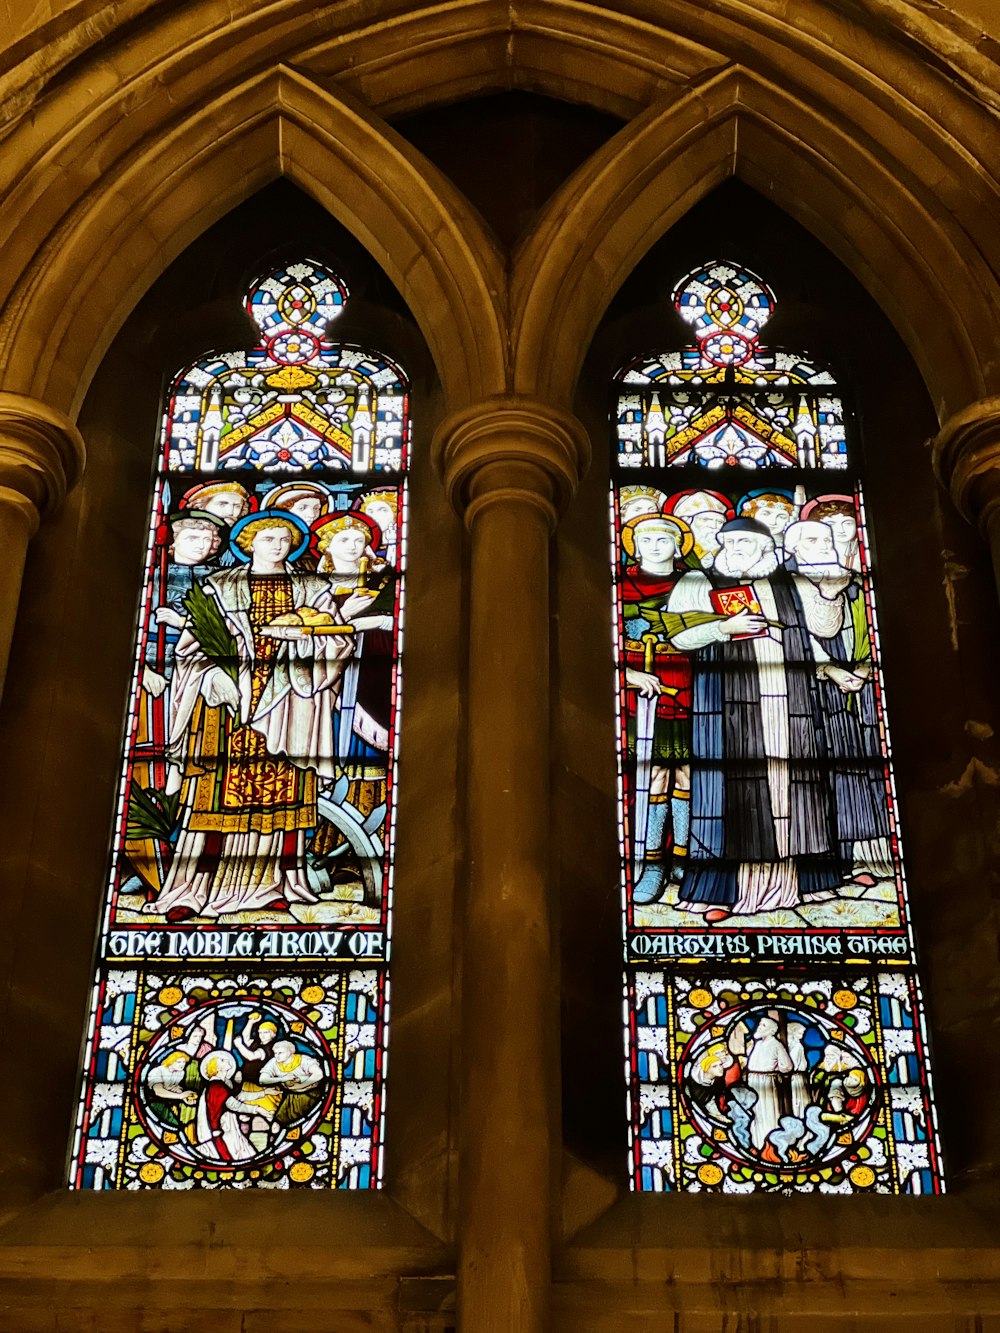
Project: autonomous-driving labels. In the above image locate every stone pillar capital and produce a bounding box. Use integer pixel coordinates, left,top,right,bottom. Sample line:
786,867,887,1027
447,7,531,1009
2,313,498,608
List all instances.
0,392,86,532
433,397,591,531
932,395,1000,538
0,395,84,702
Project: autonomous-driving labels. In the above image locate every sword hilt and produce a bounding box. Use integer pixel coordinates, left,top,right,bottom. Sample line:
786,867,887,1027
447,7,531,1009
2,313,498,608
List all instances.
641,630,659,674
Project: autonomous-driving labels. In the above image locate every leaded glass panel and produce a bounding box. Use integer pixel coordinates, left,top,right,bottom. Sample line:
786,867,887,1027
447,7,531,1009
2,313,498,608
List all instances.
611,261,943,1195
70,261,406,1190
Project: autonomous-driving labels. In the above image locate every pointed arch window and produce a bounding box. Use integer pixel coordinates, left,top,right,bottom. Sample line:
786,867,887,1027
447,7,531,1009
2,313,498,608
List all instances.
70,261,407,1190
611,262,944,1194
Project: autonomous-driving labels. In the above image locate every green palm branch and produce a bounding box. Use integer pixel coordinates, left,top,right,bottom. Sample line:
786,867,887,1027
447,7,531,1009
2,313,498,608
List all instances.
126,781,180,842
182,579,240,684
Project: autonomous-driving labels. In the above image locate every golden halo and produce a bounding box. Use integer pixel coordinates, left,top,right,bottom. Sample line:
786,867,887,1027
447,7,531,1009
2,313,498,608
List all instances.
313,512,380,552
182,480,253,506
262,482,330,510
621,512,694,559
232,513,306,556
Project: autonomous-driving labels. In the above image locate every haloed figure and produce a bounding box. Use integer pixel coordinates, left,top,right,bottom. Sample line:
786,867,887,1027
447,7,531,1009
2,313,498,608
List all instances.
180,482,256,567
665,490,733,568
738,490,801,558
620,511,694,905
148,512,361,921
143,510,226,698
803,495,862,572
181,480,254,525
356,488,400,566
618,485,668,527
262,483,332,569
309,512,397,886
171,514,223,565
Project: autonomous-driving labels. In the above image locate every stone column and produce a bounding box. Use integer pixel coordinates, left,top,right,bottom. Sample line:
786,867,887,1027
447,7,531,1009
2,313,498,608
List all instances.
434,398,590,1333
0,393,85,701
933,396,1000,598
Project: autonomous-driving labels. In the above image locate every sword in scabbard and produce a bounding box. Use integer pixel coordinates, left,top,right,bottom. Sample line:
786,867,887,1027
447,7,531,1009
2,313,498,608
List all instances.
632,631,664,875
630,631,683,878
632,692,656,873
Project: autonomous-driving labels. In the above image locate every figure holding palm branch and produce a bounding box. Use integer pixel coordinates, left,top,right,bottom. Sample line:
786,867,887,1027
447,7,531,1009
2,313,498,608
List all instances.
146,512,362,921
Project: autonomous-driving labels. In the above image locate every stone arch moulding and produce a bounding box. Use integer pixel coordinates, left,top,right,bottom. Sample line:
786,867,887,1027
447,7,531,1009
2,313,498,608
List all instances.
510,66,1000,423
2,4,1000,426
6,0,1000,137
0,67,507,422
4,5,1000,376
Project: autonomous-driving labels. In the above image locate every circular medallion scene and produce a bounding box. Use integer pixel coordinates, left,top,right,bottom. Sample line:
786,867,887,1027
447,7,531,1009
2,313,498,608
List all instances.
135,997,334,1170
680,999,880,1172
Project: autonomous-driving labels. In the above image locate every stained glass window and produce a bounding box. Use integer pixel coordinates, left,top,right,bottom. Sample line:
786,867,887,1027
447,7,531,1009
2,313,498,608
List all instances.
611,261,944,1194
70,261,407,1190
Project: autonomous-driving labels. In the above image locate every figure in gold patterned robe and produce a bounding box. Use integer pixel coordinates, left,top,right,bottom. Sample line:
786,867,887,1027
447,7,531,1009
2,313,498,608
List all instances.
147,551,354,919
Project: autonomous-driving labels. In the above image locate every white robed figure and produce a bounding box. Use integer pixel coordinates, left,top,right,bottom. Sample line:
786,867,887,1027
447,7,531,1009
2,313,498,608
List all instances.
745,1017,793,1151
785,517,893,885
148,512,367,920
785,1022,812,1121
194,1050,256,1163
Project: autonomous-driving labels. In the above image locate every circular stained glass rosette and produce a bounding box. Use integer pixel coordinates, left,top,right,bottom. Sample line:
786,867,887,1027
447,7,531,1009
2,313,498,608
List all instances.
247,261,349,340
267,330,322,365
135,997,334,1171
701,329,754,367
673,261,776,367
679,999,881,1174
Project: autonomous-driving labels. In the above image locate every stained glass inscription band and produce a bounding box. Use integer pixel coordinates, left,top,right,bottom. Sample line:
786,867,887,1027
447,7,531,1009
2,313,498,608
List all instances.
70,262,407,1190
611,262,943,1195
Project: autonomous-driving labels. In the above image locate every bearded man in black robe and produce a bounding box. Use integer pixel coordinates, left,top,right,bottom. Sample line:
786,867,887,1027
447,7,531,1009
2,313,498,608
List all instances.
665,517,842,923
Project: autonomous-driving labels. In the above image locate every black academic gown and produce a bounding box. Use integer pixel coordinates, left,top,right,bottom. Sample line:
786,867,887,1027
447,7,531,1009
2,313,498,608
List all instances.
682,569,842,909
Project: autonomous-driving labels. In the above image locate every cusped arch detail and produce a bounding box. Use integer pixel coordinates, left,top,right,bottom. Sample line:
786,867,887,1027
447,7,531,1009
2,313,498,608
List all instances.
0,67,508,420
510,68,1000,422
2,5,1000,428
